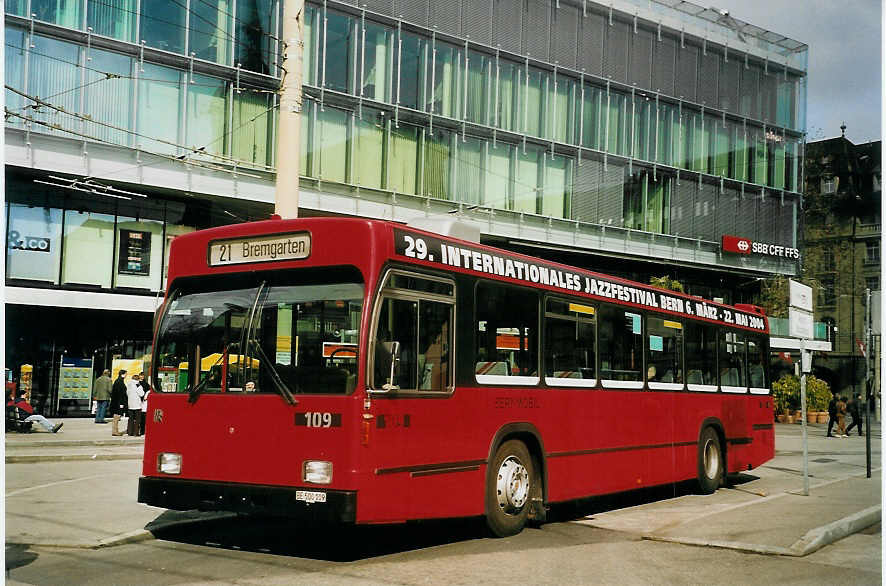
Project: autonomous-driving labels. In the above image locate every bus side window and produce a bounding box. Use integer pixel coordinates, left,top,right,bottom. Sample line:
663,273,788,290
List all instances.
685,322,717,386
719,331,746,389
475,283,539,383
598,305,643,383
747,336,768,390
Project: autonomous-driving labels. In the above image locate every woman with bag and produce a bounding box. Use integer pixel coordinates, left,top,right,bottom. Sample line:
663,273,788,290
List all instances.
126,373,145,436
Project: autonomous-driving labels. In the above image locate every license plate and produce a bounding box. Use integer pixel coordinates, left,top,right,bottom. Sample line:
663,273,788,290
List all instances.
295,490,327,503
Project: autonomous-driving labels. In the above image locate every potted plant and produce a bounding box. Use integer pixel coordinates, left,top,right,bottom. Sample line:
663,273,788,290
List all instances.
806,375,832,423
772,374,800,424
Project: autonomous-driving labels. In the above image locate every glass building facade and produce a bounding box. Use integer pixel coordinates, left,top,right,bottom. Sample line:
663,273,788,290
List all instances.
5,0,807,412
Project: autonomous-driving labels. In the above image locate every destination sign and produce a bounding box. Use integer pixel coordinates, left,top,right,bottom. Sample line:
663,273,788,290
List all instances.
208,232,310,266
394,228,766,331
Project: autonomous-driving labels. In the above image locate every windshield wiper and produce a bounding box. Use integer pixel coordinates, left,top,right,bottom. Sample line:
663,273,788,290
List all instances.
187,341,239,404
248,340,297,405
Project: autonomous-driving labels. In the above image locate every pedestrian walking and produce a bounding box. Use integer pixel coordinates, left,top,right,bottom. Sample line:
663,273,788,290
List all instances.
845,393,864,436
93,369,112,424
110,369,128,436
835,395,848,437
126,373,145,436
826,393,838,437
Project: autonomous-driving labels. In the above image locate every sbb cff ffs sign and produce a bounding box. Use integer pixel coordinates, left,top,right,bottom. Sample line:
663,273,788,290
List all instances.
722,235,800,259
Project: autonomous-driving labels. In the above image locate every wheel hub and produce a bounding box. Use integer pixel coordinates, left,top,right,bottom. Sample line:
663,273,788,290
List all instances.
496,455,529,515
704,440,720,480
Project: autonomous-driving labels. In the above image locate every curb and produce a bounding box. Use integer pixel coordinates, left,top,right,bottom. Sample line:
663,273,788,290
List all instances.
6,439,144,448
7,453,143,463
643,504,881,557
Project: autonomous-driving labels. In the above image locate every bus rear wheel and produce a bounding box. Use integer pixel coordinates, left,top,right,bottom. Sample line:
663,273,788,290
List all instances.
697,427,723,494
486,440,534,537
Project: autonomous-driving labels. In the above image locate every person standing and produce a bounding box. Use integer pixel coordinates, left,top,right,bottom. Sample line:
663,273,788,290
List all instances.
126,373,144,436
846,393,864,436
826,393,838,438
93,369,112,424
835,395,848,438
110,369,128,436
138,372,151,436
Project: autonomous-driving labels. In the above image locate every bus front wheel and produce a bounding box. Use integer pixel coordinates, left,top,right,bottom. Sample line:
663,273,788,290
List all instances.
697,427,723,494
486,440,534,537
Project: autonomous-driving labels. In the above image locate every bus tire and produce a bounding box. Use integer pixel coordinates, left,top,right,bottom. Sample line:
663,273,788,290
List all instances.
697,426,723,494
486,439,534,537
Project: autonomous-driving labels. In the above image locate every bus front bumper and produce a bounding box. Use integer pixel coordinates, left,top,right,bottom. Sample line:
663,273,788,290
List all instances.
138,476,357,523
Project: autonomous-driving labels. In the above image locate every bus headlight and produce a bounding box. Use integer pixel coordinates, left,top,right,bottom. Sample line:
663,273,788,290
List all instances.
157,453,182,475
303,460,332,484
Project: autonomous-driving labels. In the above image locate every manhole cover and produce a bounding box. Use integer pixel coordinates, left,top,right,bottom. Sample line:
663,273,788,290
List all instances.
812,458,836,463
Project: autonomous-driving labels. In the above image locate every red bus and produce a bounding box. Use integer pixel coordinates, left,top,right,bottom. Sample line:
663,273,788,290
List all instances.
138,217,773,536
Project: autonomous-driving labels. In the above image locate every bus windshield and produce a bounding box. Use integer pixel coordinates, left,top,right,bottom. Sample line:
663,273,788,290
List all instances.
154,269,364,397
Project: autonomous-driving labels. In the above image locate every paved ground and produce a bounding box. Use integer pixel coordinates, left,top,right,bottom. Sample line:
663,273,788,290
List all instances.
4,417,882,561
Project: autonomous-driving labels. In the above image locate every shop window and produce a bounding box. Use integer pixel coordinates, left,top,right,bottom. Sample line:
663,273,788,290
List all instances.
114,217,163,291
87,0,137,43
61,210,115,289
6,204,63,284
598,305,643,384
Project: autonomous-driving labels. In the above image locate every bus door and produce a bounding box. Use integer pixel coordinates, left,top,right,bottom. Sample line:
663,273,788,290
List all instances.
645,315,684,486
719,330,751,464
363,270,472,521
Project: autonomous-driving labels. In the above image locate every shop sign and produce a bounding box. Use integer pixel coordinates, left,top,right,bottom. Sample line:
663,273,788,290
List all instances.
118,229,152,275
721,235,800,259
8,231,51,253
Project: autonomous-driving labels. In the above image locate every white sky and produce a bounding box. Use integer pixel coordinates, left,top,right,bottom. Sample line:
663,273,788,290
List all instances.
714,0,882,144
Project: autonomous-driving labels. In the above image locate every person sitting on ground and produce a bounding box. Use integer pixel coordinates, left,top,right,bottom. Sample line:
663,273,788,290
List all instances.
7,390,63,433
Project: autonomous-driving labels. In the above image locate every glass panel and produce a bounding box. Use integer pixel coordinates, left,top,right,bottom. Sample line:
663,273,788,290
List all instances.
777,76,796,129
303,4,317,85
770,139,786,190
137,63,183,155
580,83,604,151
747,336,768,389
429,41,463,118
606,91,630,156
749,127,767,185
719,331,746,388
235,0,276,74
87,0,136,42
186,74,228,157
476,283,539,381
731,122,748,182
190,0,234,65
354,110,385,189
542,154,571,219
388,123,419,194
31,0,82,28
545,75,573,143
140,0,186,54
231,89,272,167
646,316,683,384
466,50,492,126
361,22,392,103
6,0,27,16
397,31,428,111
317,106,349,183
598,305,643,382
456,135,484,205
114,217,164,291
544,299,596,381
785,138,799,192
323,10,355,93
5,27,26,129
685,322,717,385
524,67,544,137
84,48,133,146
6,204,63,284
28,35,81,139
739,63,760,120
299,98,312,175
514,145,540,213
710,117,730,177
632,96,652,161
484,142,513,210
423,127,452,199
61,210,115,288
497,60,520,132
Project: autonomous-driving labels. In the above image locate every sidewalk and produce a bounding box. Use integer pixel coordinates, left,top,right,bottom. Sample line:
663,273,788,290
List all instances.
5,418,882,555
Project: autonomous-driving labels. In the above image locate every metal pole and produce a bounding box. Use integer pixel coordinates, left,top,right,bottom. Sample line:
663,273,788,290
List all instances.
865,288,872,478
275,0,305,219
800,338,809,496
